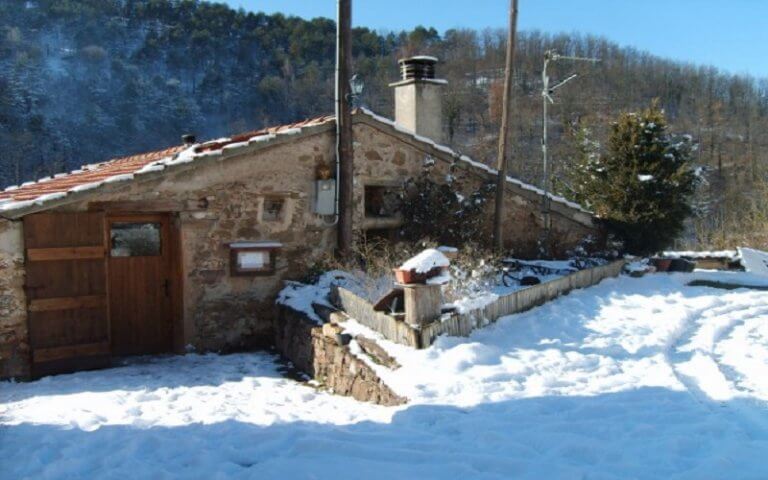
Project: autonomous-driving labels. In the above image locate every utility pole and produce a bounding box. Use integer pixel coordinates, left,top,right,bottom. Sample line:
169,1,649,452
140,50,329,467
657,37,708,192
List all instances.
336,0,354,258
492,0,519,253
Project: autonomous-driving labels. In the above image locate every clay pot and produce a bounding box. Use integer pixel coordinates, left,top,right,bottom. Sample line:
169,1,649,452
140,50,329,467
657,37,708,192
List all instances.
393,268,418,284
393,267,443,285
650,258,672,272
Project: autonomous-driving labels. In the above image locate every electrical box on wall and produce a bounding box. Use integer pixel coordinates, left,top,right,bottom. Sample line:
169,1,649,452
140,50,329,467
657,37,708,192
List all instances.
315,179,336,215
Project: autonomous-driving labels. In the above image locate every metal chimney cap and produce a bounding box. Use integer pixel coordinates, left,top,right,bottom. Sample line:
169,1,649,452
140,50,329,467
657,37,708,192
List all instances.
397,56,441,82
398,55,439,65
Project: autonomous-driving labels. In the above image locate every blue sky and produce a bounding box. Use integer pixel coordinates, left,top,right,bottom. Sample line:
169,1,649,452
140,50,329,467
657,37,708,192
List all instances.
222,0,768,77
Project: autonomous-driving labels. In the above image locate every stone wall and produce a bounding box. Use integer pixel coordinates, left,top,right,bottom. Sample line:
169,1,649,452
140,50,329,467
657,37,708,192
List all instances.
0,219,29,379
352,119,599,257
275,306,406,406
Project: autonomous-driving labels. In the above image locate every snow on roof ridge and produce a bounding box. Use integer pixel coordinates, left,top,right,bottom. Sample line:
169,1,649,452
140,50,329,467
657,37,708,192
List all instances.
0,119,326,214
358,108,589,214
0,111,587,216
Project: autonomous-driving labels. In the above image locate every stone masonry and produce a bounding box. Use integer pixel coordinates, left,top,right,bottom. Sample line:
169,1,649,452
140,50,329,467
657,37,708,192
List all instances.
0,220,29,378
275,305,406,406
0,112,600,379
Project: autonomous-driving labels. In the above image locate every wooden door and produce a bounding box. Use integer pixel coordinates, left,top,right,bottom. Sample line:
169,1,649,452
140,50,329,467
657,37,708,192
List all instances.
107,214,174,356
24,212,111,377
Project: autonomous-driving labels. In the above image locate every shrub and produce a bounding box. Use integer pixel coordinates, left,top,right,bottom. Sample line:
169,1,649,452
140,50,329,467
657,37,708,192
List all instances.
565,103,698,255
399,166,494,247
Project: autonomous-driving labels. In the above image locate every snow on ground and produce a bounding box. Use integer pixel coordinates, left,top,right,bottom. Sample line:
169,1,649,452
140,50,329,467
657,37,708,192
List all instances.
3,271,768,479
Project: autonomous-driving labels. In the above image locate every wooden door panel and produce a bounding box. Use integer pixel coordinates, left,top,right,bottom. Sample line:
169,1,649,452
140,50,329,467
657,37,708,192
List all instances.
108,215,173,356
28,308,109,349
24,212,106,248
25,260,106,300
24,212,110,377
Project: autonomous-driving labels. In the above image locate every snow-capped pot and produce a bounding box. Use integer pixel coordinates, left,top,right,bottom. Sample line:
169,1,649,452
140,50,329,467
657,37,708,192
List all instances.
394,248,451,284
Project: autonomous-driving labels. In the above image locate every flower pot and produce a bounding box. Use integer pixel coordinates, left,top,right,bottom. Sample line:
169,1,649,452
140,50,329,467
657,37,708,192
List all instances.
650,258,672,272
394,268,419,284
393,267,443,285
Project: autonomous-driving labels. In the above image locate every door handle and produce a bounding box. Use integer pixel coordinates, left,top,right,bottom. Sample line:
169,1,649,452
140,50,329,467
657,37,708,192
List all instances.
164,279,171,298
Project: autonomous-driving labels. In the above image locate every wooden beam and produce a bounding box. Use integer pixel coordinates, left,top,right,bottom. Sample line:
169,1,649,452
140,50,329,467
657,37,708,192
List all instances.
29,295,107,312
493,0,519,253
33,341,110,363
88,200,199,212
27,246,104,262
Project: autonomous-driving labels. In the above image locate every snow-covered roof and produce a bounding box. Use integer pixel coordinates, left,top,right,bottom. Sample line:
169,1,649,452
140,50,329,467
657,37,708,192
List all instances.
356,108,590,215
0,115,335,216
0,109,591,220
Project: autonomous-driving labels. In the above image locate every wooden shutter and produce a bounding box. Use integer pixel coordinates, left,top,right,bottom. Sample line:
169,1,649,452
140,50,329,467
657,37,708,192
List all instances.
24,212,111,377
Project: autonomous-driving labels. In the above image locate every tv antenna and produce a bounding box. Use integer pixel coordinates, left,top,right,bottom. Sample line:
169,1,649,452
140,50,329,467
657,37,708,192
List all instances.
539,50,600,256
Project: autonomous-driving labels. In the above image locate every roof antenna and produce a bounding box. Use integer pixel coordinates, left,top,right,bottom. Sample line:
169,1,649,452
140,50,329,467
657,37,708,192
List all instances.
539,50,599,257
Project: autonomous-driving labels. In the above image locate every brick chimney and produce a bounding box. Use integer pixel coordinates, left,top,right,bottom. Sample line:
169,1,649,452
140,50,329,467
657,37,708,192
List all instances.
390,56,446,144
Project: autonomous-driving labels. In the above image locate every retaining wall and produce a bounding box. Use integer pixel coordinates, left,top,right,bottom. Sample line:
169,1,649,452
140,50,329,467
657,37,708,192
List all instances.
274,305,406,406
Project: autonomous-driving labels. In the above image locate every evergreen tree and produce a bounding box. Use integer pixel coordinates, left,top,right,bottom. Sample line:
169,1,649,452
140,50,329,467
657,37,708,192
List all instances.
566,103,698,254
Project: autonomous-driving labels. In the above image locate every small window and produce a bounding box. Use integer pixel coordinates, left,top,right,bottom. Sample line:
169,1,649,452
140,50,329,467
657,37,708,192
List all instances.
111,223,161,257
229,242,281,276
262,198,285,222
364,185,401,218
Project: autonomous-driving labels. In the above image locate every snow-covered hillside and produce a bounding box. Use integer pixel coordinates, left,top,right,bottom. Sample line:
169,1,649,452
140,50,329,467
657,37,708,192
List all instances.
2,272,767,479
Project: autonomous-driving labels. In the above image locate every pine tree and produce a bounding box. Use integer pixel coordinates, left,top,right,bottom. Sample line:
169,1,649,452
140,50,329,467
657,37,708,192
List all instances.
566,103,698,255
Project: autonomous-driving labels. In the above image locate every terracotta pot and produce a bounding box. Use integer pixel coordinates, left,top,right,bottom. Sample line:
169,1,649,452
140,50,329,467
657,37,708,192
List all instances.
393,267,444,285
394,268,419,284
651,258,672,272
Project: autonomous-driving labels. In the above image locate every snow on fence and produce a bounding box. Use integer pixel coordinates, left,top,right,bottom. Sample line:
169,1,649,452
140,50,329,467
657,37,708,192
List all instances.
420,260,626,347
332,287,422,346
332,259,627,349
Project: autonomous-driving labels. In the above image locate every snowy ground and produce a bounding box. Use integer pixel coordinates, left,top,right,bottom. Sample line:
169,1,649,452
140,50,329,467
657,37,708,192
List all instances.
3,271,768,479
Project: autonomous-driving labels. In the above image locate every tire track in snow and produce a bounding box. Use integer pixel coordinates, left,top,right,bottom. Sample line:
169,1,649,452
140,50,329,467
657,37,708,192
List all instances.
666,297,768,438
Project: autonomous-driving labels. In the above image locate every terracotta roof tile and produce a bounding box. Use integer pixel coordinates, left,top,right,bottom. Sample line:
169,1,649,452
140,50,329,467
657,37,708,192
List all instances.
0,115,335,207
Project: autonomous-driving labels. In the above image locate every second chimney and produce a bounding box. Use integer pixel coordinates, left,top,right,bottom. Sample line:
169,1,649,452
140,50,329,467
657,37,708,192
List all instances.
390,56,446,144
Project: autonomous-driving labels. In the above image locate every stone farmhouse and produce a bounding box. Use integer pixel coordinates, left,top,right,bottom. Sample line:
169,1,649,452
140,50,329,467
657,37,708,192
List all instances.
0,58,599,379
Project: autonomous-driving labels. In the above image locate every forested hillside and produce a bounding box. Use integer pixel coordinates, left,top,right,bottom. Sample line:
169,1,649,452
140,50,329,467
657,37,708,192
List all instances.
1,0,766,247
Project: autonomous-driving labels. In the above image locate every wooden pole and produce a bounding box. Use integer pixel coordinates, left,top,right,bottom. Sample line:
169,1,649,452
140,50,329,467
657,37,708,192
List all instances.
492,0,519,253
336,0,354,258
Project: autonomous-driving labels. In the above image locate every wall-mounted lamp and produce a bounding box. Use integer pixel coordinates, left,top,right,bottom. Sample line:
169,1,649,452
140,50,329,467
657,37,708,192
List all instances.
349,74,364,109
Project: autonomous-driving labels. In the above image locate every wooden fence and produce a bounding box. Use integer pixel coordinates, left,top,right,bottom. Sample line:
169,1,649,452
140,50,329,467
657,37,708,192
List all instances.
332,259,626,349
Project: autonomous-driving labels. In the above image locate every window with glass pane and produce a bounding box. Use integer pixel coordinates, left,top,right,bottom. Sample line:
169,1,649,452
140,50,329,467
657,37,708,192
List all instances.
111,223,162,257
